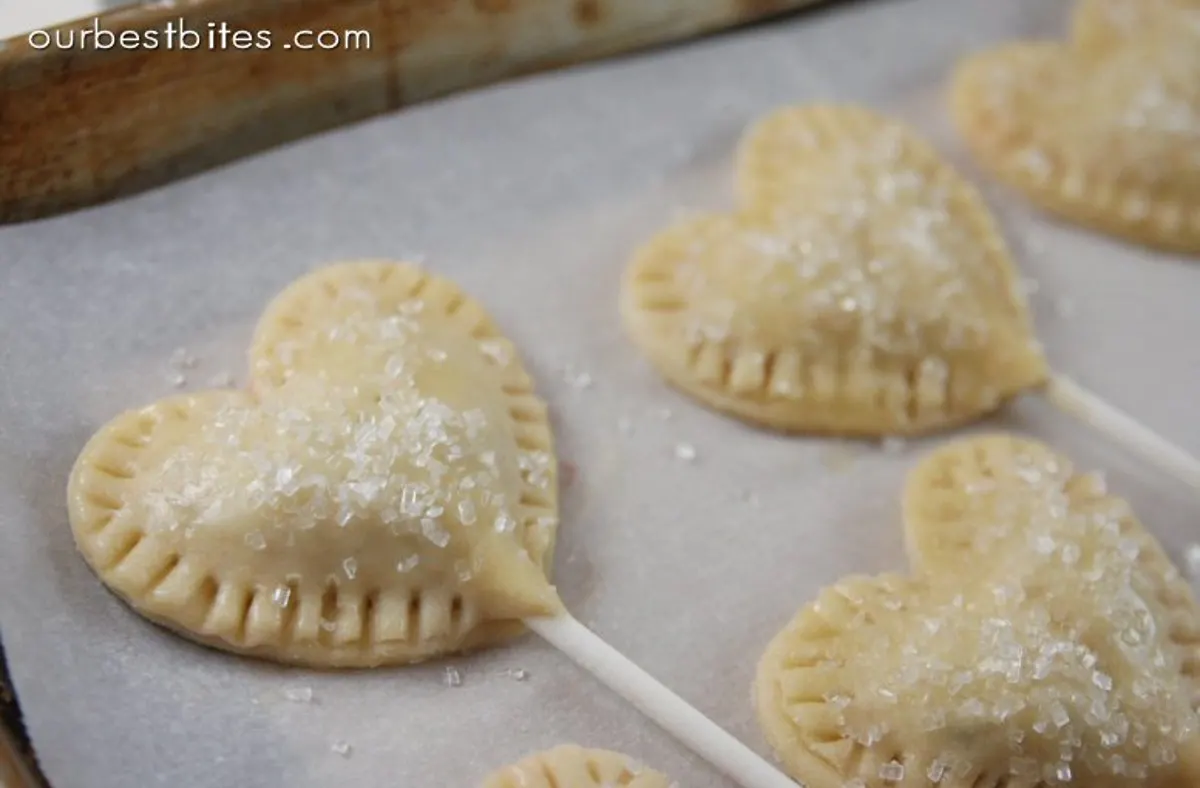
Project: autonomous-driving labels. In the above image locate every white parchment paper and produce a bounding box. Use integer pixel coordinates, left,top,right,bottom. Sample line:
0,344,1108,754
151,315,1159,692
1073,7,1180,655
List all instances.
2,1,1199,785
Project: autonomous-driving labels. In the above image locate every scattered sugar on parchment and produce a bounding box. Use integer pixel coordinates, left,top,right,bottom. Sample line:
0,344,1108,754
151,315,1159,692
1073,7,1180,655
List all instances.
169,347,197,369
208,371,235,388
165,346,198,388
673,442,697,462
330,741,353,758
504,669,529,682
563,366,593,390
443,667,463,687
284,686,314,703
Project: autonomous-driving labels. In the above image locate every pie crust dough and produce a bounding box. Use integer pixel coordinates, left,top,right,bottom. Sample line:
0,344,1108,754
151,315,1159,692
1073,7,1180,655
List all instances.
901,433,1074,576
1072,0,1200,56
67,261,561,667
621,105,1049,437
951,0,1200,253
481,745,674,788
756,435,1200,787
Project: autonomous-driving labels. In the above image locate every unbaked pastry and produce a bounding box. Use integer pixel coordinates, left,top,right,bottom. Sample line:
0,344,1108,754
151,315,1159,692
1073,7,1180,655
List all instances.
621,105,1048,437
901,433,1075,575
481,745,674,788
67,261,561,667
756,435,1200,787
951,1,1200,253
1072,0,1200,55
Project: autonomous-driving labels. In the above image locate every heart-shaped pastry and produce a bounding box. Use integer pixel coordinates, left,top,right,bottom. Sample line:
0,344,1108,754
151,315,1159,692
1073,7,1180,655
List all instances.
756,435,1200,787
901,433,1086,576
1072,0,1200,56
67,261,561,667
621,105,1049,436
951,2,1200,253
482,745,673,788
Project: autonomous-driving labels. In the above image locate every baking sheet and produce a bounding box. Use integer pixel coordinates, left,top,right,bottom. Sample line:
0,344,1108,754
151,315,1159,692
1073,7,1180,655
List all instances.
2,0,1199,785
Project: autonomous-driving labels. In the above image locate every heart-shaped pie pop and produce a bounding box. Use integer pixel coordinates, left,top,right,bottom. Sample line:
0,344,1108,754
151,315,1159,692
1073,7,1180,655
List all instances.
951,1,1200,253
756,435,1200,788
901,433,1090,577
1071,0,1200,56
481,745,674,788
621,105,1049,437
67,261,561,667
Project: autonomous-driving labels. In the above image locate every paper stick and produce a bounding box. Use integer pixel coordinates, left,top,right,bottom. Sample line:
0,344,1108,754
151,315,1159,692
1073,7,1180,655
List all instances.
1043,375,1200,490
526,613,797,788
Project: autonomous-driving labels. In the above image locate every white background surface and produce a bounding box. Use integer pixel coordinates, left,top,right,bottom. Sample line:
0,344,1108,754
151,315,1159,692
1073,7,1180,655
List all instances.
1,1,1199,787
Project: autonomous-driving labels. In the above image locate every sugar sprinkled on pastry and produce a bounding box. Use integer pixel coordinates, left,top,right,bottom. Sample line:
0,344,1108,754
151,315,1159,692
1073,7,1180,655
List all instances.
901,434,1076,575
67,261,561,667
481,745,676,788
951,2,1200,253
756,435,1200,788
621,105,1048,436
1072,0,1200,55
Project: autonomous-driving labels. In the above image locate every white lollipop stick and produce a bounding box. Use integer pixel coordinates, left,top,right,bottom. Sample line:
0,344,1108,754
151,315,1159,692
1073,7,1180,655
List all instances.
527,613,797,788
479,540,792,784
1042,375,1200,490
